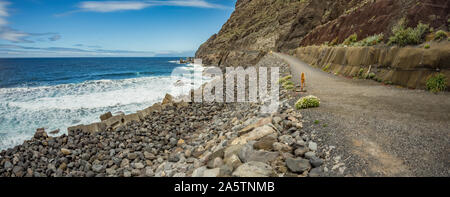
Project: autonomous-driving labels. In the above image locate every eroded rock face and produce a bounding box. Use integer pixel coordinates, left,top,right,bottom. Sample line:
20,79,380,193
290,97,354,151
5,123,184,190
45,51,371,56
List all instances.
195,0,358,66
300,0,450,46
196,0,449,66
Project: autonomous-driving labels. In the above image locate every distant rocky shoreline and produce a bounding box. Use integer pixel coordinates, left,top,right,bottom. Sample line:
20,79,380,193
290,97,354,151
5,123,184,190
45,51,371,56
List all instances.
0,55,329,177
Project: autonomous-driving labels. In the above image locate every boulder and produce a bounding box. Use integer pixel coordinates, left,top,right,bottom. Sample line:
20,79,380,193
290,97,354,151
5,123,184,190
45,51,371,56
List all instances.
101,115,125,129
192,166,207,177
34,128,47,139
286,157,311,173
253,136,277,151
162,94,174,105
202,168,221,177
238,143,279,163
231,124,276,145
100,112,113,121
224,145,244,158
223,154,242,170
84,122,107,133
232,161,276,177
238,117,272,136
61,148,71,155
123,113,141,124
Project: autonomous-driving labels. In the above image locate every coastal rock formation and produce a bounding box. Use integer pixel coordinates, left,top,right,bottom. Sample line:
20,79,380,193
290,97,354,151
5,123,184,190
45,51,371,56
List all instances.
196,0,450,66
300,0,450,46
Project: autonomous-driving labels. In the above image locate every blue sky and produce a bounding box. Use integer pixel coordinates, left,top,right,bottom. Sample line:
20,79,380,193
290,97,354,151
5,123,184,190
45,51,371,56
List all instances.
0,0,236,57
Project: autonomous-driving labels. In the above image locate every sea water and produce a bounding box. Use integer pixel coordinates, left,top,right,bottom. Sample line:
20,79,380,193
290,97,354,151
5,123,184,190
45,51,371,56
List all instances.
0,57,207,150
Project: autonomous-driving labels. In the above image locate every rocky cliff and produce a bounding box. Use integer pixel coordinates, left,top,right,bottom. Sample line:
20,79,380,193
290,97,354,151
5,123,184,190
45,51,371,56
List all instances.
196,0,449,67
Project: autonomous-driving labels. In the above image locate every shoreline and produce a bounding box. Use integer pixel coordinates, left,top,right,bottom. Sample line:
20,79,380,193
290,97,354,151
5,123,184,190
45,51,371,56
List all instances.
0,54,330,177
0,59,207,150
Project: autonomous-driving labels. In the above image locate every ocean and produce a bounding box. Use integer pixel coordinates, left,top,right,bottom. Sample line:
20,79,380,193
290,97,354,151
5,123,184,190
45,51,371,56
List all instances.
0,57,206,150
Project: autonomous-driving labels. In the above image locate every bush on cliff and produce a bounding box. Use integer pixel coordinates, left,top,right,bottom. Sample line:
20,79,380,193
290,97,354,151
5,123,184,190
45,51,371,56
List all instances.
388,19,430,46
355,34,384,46
343,33,358,46
434,30,448,41
295,95,320,109
426,73,447,93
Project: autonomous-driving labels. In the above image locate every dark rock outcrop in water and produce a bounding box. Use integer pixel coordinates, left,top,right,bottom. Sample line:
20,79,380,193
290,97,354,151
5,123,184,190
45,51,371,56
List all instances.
196,0,450,67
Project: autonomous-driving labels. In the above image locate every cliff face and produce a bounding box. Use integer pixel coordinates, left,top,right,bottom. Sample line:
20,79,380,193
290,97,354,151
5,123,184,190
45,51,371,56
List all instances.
300,0,450,46
196,0,308,67
196,0,450,67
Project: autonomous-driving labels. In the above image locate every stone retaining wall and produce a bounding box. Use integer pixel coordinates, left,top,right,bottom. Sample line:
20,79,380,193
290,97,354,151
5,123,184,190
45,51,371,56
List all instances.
294,42,450,89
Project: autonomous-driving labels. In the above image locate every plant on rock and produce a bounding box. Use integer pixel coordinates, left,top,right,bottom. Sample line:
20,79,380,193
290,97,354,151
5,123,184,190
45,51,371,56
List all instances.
388,18,430,46
426,73,447,93
343,33,358,46
434,30,448,41
295,95,320,109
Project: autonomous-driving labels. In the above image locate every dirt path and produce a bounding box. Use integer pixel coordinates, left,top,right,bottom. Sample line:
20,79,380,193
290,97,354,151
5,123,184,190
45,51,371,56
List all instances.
274,53,450,177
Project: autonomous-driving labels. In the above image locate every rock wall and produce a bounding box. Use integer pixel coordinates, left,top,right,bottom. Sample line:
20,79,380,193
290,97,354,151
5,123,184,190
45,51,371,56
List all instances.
195,0,357,67
294,42,450,89
196,0,450,67
300,0,450,46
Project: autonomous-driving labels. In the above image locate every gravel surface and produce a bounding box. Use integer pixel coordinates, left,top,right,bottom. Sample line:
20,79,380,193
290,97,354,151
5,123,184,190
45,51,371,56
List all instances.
275,53,450,177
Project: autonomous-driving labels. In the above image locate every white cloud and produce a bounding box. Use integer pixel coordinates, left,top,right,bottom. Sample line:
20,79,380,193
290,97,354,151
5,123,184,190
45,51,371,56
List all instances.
150,0,227,8
79,1,151,13
75,0,226,13
0,28,32,43
0,1,61,43
0,1,10,26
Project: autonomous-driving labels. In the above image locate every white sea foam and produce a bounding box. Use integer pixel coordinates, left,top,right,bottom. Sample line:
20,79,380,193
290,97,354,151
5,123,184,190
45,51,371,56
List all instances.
0,64,209,150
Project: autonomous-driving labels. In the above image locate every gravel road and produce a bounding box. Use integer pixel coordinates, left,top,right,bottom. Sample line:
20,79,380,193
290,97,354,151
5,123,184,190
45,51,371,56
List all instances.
275,52,450,177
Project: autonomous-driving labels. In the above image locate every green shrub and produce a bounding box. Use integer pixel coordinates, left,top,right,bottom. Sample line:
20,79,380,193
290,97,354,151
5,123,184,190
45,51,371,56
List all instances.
388,19,430,46
284,84,294,90
384,81,393,85
368,72,376,79
434,30,448,41
357,68,364,78
322,63,331,71
330,37,339,46
282,80,294,86
354,34,384,46
426,73,447,93
343,33,358,46
424,44,430,49
282,80,295,90
278,75,292,84
295,95,320,109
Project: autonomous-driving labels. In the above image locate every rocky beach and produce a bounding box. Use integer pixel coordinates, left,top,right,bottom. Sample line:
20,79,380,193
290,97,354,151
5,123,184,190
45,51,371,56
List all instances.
1,0,448,179
0,54,333,177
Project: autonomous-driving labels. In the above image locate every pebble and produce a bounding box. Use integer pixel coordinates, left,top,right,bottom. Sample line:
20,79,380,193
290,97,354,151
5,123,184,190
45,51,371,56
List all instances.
304,152,316,160
310,156,324,167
